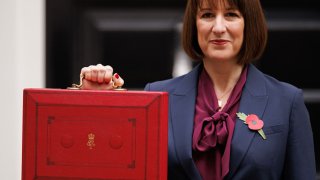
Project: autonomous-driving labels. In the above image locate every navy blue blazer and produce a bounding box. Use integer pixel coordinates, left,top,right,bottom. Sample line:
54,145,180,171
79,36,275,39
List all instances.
145,64,316,180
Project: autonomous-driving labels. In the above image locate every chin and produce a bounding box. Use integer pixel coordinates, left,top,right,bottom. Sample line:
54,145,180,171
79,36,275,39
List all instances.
206,54,235,62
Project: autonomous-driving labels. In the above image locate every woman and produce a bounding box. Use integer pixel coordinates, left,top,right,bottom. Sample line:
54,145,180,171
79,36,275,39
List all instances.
80,0,316,179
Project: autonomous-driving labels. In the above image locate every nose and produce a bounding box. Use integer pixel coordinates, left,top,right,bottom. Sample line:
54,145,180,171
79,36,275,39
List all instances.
211,15,227,34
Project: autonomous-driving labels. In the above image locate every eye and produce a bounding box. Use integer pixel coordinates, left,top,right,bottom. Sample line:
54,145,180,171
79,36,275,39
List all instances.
200,12,214,19
225,12,239,17
225,10,242,18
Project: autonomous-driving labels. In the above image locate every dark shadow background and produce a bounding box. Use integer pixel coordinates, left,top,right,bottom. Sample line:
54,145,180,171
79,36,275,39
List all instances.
46,0,320,178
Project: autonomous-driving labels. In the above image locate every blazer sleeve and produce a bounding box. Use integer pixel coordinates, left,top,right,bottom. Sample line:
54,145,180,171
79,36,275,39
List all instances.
144,83,151,91
283,89,316,179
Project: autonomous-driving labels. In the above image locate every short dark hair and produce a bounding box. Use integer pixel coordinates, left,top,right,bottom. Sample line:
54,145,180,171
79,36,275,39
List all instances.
182,0,268,64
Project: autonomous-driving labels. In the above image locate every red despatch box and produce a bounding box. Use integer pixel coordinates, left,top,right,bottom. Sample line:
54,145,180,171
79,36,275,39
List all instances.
22,88,168,180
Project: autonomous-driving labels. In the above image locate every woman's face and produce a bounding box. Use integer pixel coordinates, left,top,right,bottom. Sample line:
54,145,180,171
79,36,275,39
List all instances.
196,0,244,62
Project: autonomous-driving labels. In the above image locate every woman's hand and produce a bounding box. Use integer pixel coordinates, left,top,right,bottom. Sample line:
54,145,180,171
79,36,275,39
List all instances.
80,64,124,90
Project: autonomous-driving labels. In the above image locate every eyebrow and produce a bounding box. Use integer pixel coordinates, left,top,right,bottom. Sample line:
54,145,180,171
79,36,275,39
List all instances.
226,7,238,11
198,7,238,12
199,8,212,11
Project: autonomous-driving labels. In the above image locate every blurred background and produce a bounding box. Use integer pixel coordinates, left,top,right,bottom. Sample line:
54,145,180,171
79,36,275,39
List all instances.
0,0,319,179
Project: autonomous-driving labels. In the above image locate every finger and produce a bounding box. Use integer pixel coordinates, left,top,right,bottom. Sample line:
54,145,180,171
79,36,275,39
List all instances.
81,67,91,80
89,65,98,82
112,73,124,88
104,65,113,84
96,64,106,83
81,79,114,90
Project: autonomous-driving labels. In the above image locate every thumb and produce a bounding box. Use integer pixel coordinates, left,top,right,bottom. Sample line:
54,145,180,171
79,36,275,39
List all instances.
112,73,124,88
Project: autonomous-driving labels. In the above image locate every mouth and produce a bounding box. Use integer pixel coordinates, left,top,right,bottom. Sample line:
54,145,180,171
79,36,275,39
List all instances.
210,39,229,45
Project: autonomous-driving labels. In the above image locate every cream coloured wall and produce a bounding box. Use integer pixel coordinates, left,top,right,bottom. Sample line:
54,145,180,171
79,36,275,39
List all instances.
0,0,44,179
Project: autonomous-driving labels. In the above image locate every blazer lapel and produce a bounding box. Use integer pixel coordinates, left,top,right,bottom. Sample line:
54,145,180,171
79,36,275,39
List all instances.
227,64,269,179
170,65,202,180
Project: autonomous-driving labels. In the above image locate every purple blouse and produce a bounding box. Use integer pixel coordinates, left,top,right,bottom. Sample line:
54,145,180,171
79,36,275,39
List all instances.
192,66,248,180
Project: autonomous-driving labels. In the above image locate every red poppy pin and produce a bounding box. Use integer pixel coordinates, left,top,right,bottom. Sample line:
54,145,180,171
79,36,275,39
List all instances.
236,112,266,140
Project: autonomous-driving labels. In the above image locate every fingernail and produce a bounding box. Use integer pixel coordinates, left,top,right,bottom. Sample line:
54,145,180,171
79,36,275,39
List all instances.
114,73,119,79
